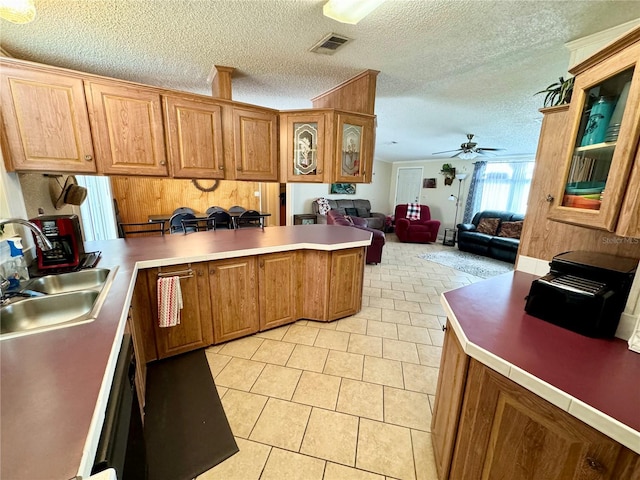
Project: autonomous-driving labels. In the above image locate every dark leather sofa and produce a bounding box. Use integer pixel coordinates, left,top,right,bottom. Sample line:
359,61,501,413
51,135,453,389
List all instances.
457,210,524,263
327,210,385,264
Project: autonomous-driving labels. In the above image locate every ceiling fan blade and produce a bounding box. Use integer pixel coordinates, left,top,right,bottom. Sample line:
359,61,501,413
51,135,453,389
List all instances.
477,147,504,152
432,149,462,155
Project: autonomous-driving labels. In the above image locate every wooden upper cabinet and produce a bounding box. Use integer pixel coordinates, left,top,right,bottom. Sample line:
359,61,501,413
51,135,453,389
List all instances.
0,63,96,173
86,81,168,176
279,110,332,183
333,112,375,183
231,106,278,181
547,30,640,236
163,95,225,179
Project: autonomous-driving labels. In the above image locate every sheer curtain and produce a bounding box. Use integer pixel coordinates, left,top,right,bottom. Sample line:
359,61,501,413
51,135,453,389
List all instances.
75,176,118,241
463,160,534,222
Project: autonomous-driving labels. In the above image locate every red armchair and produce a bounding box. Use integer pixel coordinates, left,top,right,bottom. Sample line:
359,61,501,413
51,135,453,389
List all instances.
327,210,386,264
394,204,441,243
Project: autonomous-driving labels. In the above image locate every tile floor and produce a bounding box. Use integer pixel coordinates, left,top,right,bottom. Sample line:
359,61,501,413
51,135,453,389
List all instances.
198,234,483,480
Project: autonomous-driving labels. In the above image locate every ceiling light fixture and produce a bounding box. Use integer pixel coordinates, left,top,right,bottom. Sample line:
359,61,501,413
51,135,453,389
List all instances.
0,0,36,24
458,151,479,160
323,0,386,24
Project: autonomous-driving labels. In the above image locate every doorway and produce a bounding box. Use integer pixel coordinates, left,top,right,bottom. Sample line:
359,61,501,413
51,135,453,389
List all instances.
394,167,423,206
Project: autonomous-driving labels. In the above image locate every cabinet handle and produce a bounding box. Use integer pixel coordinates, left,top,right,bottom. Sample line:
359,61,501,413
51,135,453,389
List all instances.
160,160,166,166
546,194,554,202
317,169,323,174
219,165,224,170
209,268,216,275
585,457,605,473
259,260,264,268
85,155,93,161
236,166,243,171
197,270,203,277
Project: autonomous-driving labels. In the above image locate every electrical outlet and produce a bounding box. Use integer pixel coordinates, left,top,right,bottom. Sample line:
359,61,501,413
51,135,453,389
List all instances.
254,191,260,197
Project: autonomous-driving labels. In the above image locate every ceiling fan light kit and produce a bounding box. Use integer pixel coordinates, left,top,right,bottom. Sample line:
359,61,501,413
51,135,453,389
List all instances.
0,0,36,24
323,0,386,24
433,133,504,159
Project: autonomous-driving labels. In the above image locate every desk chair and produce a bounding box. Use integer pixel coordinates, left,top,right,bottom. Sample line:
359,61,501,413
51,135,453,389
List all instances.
228,205,246,214
234,210,264,229
119,220,166,238
172,207,195,215
181,217,214,233
169,212,197,234
208,211,232,230
206,206,227,215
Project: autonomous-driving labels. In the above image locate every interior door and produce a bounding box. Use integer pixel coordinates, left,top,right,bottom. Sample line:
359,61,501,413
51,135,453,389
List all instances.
394,167,423,205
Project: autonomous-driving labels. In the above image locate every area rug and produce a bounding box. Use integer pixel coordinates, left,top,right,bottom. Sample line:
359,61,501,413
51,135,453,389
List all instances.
144,349,238,480
418,249,514,278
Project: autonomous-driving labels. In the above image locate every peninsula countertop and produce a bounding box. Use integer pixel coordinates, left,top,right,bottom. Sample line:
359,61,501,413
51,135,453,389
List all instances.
0,225,372,480
441,271,640,454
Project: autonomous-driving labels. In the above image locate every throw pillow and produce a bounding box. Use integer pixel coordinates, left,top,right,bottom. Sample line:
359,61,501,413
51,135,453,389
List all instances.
345,207,358,217
356,207,370,217
317,197,331,215
406,203,420,220
476,217,501,235
498,220,523,239
344,215,354,224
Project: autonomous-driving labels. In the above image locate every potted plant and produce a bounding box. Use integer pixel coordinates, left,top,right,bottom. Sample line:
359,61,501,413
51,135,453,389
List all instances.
440,163,456,186
535,76,574,108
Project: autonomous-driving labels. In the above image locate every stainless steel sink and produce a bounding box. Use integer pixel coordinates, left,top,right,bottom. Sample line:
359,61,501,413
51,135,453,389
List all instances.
1,290,99,336
25,268,111,294
0,267,117,340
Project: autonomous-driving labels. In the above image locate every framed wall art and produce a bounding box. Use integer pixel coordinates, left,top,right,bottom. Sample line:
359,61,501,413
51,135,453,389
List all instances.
330,183,356,195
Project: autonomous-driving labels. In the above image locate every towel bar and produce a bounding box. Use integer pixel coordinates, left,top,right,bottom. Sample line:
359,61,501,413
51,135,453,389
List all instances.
157,264,193,279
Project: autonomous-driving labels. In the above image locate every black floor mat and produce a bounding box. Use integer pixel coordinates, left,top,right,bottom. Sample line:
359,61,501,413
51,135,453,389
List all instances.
144,349,238,480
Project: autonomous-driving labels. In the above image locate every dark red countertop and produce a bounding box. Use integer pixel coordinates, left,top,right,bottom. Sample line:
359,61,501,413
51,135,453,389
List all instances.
443,271,640,435
0,225,371,480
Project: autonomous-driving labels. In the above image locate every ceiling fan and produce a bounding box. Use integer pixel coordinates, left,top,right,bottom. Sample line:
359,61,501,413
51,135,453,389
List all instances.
433,134,504,159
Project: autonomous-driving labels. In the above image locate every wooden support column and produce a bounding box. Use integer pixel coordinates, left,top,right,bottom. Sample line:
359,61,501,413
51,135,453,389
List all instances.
311,69,379,114
209,65,235,100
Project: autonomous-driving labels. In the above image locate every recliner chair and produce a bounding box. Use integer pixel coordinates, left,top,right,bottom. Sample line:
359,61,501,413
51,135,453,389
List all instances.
327,210,385,264
394,204,440,243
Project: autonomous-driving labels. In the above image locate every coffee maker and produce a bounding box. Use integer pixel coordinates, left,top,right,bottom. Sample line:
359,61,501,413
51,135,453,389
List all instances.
30,214,85,270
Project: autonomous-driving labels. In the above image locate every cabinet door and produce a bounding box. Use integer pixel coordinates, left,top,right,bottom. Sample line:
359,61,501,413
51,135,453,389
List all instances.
148,263,214,359
163,95,225,179
86,81,168,176
451,359,630,480
328,247,364,320
548,41,640,232
125,311,146,419
431,326,469,479
210,256,259,343
0,64,96,173
232,106,278,181
279,111,332,183
258,252,298,330
333,113,375,184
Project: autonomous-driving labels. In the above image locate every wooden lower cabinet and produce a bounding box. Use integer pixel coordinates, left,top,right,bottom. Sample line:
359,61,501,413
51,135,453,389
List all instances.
328,248,364,320
210,257,259,343
146,263,214,359
433,328,640,479
258,252,298,331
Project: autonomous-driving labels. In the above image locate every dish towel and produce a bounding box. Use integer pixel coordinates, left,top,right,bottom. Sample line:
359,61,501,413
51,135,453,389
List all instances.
157,276,183,327
406,203,421,220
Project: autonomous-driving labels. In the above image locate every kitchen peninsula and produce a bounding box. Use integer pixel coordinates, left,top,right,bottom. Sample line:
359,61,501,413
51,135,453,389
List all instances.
431,271,640,479
0,225,371,480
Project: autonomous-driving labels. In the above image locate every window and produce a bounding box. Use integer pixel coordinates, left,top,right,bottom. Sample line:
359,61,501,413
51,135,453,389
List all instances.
477,161,534,215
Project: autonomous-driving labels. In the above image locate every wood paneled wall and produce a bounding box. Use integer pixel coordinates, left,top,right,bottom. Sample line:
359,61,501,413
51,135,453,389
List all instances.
519,105,640,262
311,70,379,115
110,177,265,224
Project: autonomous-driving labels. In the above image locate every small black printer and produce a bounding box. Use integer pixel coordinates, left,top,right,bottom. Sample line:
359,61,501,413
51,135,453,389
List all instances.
524,251,638,338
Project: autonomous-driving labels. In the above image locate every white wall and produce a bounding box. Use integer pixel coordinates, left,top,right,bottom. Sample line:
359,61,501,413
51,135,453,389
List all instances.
289,159,393,220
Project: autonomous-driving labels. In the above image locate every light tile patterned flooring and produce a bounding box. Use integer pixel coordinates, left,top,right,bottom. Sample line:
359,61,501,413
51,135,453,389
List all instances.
198,235,482,480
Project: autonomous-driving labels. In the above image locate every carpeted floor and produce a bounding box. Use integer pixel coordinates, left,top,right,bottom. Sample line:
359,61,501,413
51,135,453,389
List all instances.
418,249,514,278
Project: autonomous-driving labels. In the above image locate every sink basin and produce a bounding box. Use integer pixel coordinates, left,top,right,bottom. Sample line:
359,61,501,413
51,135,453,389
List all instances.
1,290,99,336
25,268,111,294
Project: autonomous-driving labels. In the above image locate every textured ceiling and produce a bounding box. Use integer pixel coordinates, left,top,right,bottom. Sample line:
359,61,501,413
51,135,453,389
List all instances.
2,1,640,163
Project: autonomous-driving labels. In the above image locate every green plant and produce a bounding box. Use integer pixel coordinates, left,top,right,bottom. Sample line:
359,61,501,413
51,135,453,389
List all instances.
535,76,574,107
440,163,454,176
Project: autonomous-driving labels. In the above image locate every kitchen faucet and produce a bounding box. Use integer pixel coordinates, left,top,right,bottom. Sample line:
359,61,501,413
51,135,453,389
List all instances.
0,218,54,251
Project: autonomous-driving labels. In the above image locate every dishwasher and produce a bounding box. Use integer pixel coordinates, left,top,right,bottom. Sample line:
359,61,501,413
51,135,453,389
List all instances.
92,334,147,479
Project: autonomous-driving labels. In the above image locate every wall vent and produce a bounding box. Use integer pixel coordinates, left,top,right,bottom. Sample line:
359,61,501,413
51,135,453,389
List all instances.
310,33,352,55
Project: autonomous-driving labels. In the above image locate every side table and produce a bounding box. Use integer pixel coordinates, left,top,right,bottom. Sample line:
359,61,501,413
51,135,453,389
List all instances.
443,228,456,246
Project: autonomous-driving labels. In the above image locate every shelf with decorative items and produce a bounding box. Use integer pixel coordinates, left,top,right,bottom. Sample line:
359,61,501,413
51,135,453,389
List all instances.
280,109,375,184
547,26,640,237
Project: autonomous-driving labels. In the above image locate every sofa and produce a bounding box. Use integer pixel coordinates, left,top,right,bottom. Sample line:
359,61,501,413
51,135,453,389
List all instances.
394,204,441,243
312,198,386,230
327,210,386,264
457,210,525,263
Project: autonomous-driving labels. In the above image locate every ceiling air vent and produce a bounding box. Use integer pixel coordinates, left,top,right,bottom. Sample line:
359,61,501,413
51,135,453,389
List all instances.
310,33,352,55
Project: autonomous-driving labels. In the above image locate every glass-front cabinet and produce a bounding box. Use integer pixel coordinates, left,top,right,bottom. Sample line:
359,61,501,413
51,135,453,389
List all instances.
334,112,374,183
549,33,640,235
280,111,331,183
